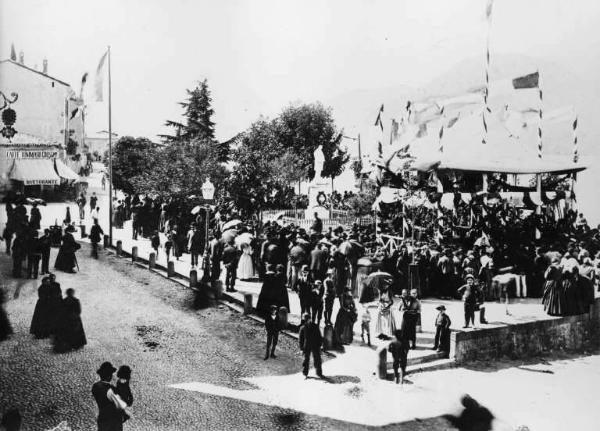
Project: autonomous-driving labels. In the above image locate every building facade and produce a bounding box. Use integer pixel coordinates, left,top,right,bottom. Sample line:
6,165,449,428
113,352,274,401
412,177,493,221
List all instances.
0,58,82,197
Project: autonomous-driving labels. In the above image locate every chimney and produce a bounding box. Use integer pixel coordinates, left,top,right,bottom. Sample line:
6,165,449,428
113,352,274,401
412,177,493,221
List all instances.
43,59,48,74
18,51,24,64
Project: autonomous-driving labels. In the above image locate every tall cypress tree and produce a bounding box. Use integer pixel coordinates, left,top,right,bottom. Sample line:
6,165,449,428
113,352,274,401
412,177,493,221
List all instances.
161,79,229,161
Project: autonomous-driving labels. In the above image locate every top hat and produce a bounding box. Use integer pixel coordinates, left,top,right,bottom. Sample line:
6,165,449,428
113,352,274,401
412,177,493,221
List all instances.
436,305,446,311
97,361,116,376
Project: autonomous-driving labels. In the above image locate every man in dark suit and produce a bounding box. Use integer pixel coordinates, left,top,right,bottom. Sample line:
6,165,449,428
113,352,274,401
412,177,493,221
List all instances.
209,232,224,283
39,229,52,275
309,243,329,282
264,305,281,360
222,239,239,292
298,312,324,378
25,230,41,279
91,361,124,431
90,220,104,259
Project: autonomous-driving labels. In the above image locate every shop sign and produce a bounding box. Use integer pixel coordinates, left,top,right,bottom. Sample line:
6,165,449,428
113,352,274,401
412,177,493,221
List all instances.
24,179,59,186
5,150,58,159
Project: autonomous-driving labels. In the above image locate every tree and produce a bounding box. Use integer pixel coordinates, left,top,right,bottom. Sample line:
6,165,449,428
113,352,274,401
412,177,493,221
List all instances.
161,80,229,162
110,136,160,194
131,138,228,200
226,118,280,216
345,180,378,216
274,102,347,181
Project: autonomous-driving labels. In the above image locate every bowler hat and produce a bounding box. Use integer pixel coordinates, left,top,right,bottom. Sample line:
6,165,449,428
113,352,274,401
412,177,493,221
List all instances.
96,361,116,376
436,305,446,311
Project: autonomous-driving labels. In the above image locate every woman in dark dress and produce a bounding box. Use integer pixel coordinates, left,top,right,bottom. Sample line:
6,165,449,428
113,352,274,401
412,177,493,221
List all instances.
53,288,87,352
542,259,565,316
30,277,52,338
274,264,290,312
562,268,579,316
54,225,80,273
334,288,358,345
0,288,12,342
256,264,279,317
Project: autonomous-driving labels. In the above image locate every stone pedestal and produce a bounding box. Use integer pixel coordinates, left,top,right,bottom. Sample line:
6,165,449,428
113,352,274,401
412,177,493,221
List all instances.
149,252,156,269
189,270,198,289
131,246,138,262
167,261,175,278
116,240,123,256
376,345,388,380
323,324,334,351
243,293,253,315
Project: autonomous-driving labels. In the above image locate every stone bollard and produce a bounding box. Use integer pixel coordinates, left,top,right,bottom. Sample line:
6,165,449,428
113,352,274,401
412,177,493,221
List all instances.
131,246,138,262
80,224,86,238
189,270,198,289
116,240,123,256
103,235,110,248
149,252,156,269
167,261,175,278
376,345,388,380
323,324,334,351
243,293,253,315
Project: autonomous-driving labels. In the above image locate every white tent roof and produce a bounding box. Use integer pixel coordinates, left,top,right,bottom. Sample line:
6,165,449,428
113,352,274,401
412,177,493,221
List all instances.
375,77,586,175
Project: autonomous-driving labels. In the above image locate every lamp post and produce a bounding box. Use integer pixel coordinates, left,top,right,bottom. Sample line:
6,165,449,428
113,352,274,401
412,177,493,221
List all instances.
200,178,215,281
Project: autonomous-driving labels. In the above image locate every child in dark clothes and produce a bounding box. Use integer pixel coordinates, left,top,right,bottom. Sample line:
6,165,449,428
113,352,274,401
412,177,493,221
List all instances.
115,365,133,422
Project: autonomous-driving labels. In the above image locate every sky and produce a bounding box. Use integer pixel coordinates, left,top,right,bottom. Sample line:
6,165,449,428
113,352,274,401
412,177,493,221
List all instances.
2,0,599,146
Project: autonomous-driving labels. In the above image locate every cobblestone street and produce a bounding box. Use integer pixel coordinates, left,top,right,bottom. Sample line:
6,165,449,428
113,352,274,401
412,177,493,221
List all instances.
0,243,452,431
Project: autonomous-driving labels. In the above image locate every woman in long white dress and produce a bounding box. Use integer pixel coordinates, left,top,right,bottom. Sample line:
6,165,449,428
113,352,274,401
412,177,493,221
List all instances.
237,242,255,280
375,289,395,339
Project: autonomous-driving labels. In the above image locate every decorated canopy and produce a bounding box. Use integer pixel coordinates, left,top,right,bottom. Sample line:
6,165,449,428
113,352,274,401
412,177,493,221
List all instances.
373,74,586,176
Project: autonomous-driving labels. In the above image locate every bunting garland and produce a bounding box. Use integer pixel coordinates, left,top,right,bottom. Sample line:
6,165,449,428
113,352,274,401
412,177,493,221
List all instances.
482,0,494,145
438,107,445,153
537,72,543,159
572,116,579,163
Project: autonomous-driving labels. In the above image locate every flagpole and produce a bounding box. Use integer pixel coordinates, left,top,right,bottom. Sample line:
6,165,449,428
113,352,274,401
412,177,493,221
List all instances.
108,45,113,245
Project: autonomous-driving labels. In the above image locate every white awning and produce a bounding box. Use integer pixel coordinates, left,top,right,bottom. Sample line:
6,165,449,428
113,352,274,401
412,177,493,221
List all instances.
9,159,61,185
54,158,80,181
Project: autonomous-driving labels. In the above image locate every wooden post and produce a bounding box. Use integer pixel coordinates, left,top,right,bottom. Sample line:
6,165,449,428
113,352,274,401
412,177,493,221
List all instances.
131,246,138,262
149,252,156,269
103,234,110,248
167,261,175,278
80,224,86,238
243,293,253,315
116,240,122,256
376,345,388,380
189,269,198,289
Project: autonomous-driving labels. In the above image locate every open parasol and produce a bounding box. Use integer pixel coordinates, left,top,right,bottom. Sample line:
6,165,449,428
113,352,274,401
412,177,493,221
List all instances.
359,271,394,303
223,219,243,231
221,229,238,243
235,232,254,246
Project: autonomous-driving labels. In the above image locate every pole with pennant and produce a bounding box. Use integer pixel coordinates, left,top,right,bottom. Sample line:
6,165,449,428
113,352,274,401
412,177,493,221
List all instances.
108,46,113,245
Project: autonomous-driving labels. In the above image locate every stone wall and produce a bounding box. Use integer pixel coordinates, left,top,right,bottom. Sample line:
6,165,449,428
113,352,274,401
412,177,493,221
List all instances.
452,299,600,363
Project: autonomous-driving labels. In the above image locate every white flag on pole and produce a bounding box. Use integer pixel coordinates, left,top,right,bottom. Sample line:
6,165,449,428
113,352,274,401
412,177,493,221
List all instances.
95,51,108,102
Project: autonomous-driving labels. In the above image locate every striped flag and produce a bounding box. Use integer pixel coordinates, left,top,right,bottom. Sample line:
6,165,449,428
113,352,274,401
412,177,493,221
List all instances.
374,104,384,131
573,116,579,163
512,71,539,89
95,50,108,102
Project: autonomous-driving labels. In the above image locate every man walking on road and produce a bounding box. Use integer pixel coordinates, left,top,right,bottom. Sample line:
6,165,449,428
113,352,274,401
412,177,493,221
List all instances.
90,220,104,259
222,239,239,292
298,312,324,379
39,229,51,275
76,193,87,221
90,192,98,214
264,305,281,360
